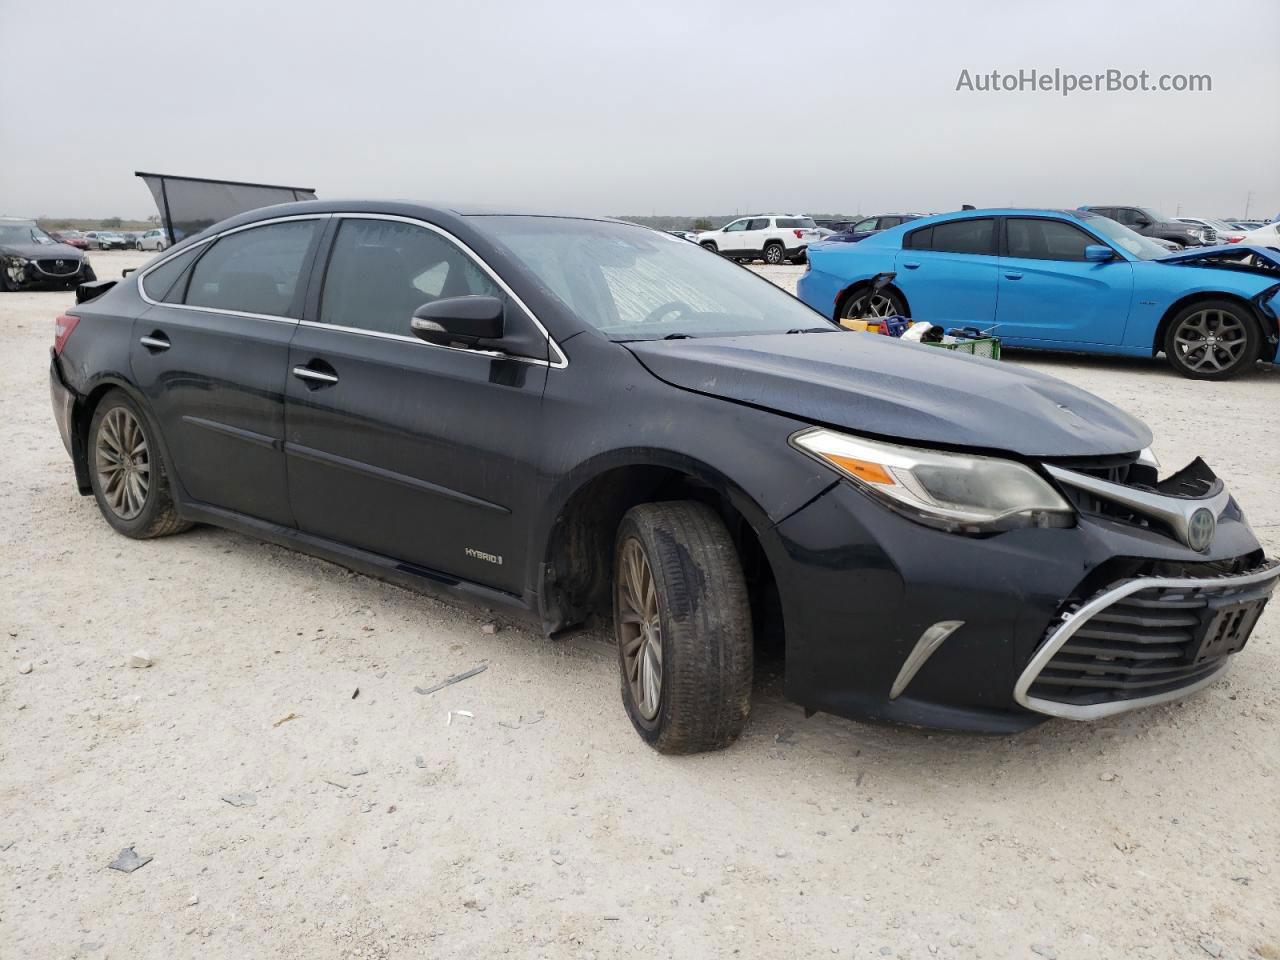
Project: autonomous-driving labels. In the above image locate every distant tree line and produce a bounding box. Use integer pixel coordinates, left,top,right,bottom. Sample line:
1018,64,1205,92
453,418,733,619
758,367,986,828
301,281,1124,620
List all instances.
36,215,160,231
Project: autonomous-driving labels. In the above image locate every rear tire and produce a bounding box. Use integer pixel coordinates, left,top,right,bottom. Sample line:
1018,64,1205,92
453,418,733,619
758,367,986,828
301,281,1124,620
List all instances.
1163,299,1260,380
840,285,907,321
764,242,784,265
88,390,191,539
613,501,752,754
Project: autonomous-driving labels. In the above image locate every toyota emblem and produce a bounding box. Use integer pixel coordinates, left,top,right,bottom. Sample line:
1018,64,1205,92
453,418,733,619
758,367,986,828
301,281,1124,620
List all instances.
1186,508,1216,552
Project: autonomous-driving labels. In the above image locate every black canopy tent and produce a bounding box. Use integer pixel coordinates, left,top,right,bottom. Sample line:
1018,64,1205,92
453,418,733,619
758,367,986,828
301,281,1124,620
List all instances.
135,171,317,245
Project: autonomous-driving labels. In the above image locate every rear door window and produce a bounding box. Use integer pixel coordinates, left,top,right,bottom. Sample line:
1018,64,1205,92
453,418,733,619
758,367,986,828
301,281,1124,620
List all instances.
185,220,319,318
924,218,995,255
747,218,770,230
319,218,501,336
1006,218,1095,261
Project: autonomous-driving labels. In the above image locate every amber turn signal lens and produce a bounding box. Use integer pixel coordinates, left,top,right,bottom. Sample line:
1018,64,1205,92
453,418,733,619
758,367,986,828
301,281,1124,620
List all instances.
825,454,894,485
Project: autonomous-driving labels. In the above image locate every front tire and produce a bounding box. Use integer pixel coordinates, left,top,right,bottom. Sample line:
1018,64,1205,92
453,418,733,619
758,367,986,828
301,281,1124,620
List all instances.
88,391,191,539
700,241,719,254
1164,300,1260,380
613,501,752,754
135,242,143,251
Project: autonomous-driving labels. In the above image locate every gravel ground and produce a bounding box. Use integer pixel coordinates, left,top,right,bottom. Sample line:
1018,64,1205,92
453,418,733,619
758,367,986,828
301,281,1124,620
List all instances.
2,251,1277,960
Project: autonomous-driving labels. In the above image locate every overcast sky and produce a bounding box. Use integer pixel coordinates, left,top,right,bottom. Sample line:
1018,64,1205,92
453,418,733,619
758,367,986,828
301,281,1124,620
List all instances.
1,0,1276,220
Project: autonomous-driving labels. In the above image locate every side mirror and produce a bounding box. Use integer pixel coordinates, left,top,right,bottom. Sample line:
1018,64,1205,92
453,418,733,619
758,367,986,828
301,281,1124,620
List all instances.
1133,219,1151,229
411,295,504,347
1084,245,1115,262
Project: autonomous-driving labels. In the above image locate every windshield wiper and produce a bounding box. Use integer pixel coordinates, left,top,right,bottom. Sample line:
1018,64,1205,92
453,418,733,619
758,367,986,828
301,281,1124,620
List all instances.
662,333,695,339
786,326,837,334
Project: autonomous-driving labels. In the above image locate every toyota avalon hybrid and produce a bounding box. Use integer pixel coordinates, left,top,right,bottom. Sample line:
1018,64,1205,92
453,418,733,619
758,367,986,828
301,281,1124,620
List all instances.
49,201,1277,752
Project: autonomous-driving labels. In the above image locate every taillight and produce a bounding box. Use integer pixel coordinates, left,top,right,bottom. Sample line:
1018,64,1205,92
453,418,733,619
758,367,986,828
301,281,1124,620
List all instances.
54,314,80,356
794,229,804,239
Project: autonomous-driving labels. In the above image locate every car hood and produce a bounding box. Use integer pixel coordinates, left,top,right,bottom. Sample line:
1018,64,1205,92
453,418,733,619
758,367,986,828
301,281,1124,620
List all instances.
625,333,1152,458
0,241,84,259
1158,243,1280,267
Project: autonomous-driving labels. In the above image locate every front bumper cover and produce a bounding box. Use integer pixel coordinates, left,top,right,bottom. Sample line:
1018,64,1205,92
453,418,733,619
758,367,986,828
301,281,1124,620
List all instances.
767,475,1271,733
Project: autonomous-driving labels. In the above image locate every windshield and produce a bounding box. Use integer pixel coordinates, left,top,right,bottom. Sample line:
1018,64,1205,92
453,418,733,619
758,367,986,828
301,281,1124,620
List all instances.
0,223,56,245
1139,208,1170,224
479,217,834,340
1082,215,1171,260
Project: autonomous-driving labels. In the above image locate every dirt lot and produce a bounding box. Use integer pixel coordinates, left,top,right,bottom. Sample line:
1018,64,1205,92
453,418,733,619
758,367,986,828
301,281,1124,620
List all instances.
2,251,1278,959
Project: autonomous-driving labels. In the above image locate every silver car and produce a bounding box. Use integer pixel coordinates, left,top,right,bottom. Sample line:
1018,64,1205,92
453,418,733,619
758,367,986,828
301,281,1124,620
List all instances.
136,228,170,252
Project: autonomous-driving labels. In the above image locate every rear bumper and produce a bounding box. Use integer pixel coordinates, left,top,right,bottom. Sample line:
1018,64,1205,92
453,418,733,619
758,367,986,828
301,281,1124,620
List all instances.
767,479,1272,733
49,355,76,458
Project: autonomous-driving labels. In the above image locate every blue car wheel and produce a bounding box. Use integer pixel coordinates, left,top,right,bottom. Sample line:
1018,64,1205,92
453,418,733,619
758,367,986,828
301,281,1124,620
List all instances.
1163,299,1261,380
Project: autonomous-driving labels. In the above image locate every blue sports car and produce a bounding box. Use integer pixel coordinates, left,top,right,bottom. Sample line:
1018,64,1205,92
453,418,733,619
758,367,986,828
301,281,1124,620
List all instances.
798,208,1280,380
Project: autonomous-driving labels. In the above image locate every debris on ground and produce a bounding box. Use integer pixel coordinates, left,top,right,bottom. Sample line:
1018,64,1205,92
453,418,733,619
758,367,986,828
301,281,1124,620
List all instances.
187,894,199,907
222,792,257,807
1198,937,1224,958
447,709,475,726
321,778,348,790
108,847,153,873
18,661,33,674
351,687,360,700
481,622,499,635
414,755,427,768
272,712,300,728
414,664,487,696
129,650,154,669
350,766,369,776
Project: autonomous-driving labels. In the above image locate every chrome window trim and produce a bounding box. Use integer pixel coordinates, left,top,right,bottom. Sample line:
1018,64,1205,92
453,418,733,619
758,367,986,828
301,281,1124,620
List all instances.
295,318,539,365
134,212,332,323
1045,464,1232,551
1013,561,1280,721
133,210,569,368
323,213,567,369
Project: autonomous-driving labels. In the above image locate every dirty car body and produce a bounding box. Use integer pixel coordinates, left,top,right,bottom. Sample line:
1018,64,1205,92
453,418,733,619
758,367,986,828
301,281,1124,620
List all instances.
50,201,1277,742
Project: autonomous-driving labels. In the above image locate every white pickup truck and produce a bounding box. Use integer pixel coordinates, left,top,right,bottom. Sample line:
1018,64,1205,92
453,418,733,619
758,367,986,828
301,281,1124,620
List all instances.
696,214,821,264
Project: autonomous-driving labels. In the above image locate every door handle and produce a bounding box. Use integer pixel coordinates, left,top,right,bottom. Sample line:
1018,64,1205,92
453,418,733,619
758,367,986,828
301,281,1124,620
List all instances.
1004,272,1023,280
139,332,170,351
901,261,921,269
292,364,339,386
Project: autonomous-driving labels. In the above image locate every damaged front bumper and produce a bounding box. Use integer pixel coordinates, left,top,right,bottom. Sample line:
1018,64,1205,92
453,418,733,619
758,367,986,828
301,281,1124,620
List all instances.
766,456,1276,732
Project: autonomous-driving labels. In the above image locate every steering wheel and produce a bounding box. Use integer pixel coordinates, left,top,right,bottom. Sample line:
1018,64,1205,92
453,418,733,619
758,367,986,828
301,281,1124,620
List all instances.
641,300,695,325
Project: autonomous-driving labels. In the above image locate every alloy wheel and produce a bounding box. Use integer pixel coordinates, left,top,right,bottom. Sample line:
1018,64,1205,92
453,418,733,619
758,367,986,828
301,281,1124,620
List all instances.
765,245,783,264
1172,308,1248,374
95,406,150,520
618,537,663,720
845,292,897,319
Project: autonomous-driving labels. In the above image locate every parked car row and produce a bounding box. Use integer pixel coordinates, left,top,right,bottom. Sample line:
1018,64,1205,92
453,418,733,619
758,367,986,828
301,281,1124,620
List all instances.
48,199,1279,753
43,228,172,251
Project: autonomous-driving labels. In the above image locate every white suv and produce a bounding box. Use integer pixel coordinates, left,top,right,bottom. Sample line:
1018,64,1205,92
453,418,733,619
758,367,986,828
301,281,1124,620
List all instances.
696,215,821,264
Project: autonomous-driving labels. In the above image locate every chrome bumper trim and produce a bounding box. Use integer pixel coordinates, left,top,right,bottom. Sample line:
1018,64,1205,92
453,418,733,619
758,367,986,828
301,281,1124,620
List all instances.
1014,561,1280,720
889,620,964,700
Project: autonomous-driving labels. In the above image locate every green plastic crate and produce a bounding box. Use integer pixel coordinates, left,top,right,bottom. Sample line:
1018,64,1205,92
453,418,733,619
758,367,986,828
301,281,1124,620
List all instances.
920,336,1002,360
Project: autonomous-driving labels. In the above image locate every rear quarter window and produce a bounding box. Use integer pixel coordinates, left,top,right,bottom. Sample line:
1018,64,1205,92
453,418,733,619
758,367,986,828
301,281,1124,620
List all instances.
141,245,203,303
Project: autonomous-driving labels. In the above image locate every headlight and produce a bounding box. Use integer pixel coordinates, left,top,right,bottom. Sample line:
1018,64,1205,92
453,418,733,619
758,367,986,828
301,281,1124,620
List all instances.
792,428,1074,534
6,256,29,268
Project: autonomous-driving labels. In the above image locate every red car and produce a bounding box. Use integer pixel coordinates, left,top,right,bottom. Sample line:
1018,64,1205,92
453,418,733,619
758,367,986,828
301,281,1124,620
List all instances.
49,230,90,250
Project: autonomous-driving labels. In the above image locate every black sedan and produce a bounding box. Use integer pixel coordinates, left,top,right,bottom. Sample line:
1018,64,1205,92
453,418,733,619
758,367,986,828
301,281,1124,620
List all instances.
48,201,1277,752
1,218,96,291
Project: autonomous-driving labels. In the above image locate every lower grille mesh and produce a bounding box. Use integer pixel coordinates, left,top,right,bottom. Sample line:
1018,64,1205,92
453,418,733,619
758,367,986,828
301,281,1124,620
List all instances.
1027,563,1277,708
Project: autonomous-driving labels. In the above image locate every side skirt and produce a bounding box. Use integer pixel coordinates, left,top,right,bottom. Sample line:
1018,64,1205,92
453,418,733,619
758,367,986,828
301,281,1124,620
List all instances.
179,500,539,624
